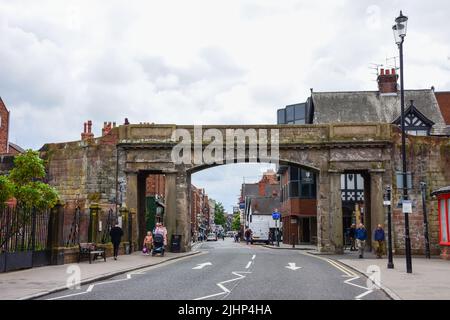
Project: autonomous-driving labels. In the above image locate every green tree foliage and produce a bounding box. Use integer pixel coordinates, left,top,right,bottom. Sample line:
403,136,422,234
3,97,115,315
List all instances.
8,150,59,209
232,212,241,231
214,202,226,227
0,175,15,206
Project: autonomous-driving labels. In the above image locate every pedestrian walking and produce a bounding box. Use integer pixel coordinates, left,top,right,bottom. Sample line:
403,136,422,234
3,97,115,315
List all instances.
143,231,153,255
110,223,124,260
245,228,252,245
355,223,367,259
153,222,168,247
374,224,386,258
349,223,357,251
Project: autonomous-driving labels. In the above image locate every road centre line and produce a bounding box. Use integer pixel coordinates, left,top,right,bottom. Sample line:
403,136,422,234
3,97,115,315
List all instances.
245,261,252,269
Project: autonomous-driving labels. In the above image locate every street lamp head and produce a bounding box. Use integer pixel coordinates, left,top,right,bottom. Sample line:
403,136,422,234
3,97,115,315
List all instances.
393,10,408,44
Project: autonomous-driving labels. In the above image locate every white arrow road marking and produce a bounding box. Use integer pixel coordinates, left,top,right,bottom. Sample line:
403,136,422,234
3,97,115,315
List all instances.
194,271,252,300
285,262,302,270
192,262,212,270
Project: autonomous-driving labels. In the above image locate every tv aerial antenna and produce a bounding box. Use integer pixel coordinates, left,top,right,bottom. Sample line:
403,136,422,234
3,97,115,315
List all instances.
369,63,384,81
385,56,399,71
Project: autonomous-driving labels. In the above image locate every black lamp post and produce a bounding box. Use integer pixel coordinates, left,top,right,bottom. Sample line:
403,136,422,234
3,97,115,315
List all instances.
385,186,394,269
393,10,412,273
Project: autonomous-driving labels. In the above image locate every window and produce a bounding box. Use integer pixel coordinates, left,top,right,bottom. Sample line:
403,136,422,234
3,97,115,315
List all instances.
294,104,305,123
406,130,428,136
287,167,316,199
277,109,286,124
341,173,365,202
289,181,299,197
438,196,450,245
286,106,295,123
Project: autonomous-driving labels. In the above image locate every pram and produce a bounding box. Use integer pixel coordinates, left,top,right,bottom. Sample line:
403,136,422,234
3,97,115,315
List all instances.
152,233,165,256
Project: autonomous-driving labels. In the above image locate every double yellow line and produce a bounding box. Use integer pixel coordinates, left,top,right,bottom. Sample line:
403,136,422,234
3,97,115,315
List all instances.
303,252,358,277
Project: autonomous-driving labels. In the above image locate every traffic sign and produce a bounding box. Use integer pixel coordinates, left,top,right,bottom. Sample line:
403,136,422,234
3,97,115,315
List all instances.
402,200,412,214
272,212,280,220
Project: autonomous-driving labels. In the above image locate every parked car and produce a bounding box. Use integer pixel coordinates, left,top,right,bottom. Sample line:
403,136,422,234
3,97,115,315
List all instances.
226,231,235,238
207,233,218,241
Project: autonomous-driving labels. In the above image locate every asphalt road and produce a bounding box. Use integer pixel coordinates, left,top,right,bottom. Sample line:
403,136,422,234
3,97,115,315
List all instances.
40,238,390,300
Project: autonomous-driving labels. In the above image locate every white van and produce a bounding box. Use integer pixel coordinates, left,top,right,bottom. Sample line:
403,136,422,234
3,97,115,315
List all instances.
249,219,270,244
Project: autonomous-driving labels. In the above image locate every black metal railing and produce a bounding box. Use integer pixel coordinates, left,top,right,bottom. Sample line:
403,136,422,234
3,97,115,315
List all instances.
0,206,50,253
0,206,51,272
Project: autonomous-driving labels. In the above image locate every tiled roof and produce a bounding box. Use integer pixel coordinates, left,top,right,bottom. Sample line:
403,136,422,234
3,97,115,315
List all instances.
312,89,448,135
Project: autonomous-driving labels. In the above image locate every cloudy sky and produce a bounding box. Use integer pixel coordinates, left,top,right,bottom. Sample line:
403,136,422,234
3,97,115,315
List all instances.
1,0,449,210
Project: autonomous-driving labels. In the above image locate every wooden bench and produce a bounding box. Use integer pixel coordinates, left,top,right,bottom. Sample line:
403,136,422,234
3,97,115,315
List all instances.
78,243,106,264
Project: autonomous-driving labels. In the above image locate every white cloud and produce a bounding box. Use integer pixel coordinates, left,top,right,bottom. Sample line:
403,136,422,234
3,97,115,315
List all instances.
1,0,449,207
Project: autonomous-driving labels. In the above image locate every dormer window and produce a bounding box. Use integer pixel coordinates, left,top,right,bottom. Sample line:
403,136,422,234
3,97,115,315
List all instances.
393,100,434,136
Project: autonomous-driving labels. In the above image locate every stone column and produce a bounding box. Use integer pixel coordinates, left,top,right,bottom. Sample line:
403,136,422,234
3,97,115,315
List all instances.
125,172,138,216
329,170,344,254
164,172,177,251
88,203,100,243
48,201,65,265
175,170,191,252
164,170,191,252
370,169,385,248
317,170,343,254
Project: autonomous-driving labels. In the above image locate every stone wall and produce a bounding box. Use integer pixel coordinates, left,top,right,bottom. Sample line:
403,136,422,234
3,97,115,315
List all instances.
40,130,119,211
391,130,450,255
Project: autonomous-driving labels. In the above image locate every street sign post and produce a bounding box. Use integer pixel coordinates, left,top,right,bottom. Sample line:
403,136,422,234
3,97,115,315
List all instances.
272,210,280,247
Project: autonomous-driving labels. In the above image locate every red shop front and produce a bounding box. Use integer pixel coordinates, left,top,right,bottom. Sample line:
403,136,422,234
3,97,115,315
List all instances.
432,186,450,260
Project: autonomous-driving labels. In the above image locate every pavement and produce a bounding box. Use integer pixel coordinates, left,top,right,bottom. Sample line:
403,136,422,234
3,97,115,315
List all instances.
331,252,450,300
38,238,389,300
0,250,200,300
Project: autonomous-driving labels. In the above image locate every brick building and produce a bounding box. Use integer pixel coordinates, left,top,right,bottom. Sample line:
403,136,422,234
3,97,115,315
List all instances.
0,97,24,155
278,166,317,244
191,185,213,240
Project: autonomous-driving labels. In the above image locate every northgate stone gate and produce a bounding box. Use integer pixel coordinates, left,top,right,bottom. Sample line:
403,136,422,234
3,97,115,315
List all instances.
115,123,393,253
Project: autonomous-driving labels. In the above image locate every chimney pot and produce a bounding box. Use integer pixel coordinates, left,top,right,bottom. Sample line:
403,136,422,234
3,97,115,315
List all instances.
391,68,396,75
385,69,390,75
380,68,385,75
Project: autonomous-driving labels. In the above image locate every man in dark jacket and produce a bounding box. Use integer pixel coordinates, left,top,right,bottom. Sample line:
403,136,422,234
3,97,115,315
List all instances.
374,224,386,258
349,224,356,251
355,224,368,259
110,223,124,260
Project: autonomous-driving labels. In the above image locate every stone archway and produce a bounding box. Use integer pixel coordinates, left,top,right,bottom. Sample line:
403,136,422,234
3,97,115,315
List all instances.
118,123,392,253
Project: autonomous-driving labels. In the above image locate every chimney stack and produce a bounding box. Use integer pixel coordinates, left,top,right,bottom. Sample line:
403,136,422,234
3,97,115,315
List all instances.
102,121,114,136
81,120,94,141
377,68,398,95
